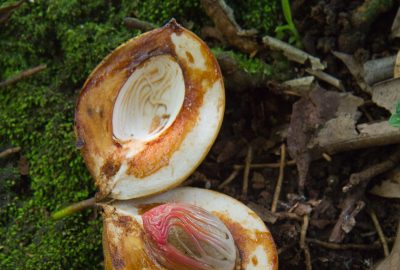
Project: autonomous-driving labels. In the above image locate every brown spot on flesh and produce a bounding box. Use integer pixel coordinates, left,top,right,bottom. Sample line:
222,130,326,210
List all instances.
101,158,121,179
214,213,278,270
185,51,194,63
137,203,165,215
252,255,258,266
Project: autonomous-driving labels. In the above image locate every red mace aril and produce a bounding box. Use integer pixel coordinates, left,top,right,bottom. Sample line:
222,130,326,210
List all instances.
142,203,237,270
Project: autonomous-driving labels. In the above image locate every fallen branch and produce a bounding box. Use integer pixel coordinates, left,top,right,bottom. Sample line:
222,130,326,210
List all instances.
0,146,21,158
0,64,47,88
263,36,325,70
343,145,400,193
201,0,259,54
320,121,400,156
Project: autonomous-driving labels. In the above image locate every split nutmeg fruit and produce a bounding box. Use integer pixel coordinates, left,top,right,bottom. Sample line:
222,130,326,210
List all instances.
75,20,278,270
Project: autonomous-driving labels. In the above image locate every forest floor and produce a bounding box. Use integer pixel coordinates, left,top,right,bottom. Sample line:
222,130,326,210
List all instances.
1,0,399,269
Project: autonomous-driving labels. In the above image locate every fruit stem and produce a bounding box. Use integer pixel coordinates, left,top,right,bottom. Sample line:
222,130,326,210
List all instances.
52,197,96,219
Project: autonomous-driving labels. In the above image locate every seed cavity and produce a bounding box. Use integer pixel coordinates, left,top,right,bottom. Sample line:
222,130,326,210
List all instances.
112,55,185,142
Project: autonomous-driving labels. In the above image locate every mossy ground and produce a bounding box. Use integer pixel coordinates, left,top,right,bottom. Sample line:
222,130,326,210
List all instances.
0,0,278,268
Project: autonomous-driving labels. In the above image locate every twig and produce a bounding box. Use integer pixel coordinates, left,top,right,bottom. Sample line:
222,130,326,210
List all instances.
322,152,332,162
274,211,303,221
369,209,390,257
234,159,295,170
247,202,303,224
271,144,286,213
307,238,384,250
218,169,240,189
200,0,259,54
0,146,21,158
343,145,400,193
329,189,365,243
305,68,344,91
242,146,253,198
124,17,156,31
52,197,96,220
0,64,47,88
300,215,312,270
263,36,325,70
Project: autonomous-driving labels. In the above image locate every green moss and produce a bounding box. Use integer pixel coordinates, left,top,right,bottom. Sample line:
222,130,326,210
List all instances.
227,0,279,35
125,0,203,26
212,47,273,78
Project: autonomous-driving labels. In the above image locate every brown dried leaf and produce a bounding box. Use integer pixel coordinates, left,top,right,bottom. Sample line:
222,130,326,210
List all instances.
287,86,363,189
370,169,400,199
372,77,400,114
391,7,400,39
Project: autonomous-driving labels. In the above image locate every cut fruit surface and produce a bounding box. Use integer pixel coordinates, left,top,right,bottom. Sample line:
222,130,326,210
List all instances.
102,187,278,270
75,21,225,199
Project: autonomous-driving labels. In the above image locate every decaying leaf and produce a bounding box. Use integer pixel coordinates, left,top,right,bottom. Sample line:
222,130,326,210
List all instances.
370,169,400,199
391,7,400,39
287,86,363,189
372,78,400,114
287,85,400,190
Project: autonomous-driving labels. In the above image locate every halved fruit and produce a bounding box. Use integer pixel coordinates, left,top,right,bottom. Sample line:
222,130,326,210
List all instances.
75,20,225,200
102,187,278,270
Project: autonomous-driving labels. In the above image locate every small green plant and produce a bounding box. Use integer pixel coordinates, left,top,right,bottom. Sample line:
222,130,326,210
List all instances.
389,101,400,128
275,0,302,47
